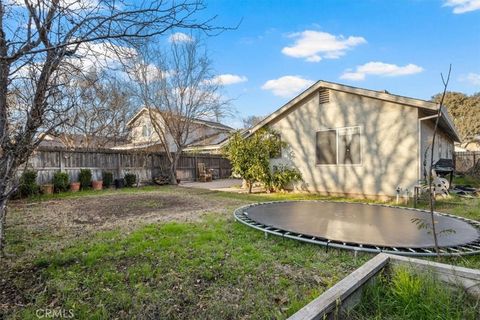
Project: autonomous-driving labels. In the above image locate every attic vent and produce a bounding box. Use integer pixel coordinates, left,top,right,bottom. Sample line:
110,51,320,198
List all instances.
319,88,330,104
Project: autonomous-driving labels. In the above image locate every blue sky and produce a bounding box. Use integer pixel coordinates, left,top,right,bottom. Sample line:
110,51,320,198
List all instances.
186,0,480,128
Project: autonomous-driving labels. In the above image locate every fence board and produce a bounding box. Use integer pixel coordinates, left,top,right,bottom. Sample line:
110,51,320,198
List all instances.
23,147,232,185
454,151,480,173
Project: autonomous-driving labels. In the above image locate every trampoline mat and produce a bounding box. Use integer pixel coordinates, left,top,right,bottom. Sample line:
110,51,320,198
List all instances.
244,201,480,249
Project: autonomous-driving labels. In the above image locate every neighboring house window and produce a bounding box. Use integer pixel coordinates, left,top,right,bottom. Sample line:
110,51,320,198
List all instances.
316,126,362,165
142,125,151,138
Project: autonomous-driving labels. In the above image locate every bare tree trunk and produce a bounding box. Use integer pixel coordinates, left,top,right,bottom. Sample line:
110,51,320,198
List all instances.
169,151,183,185
0,193,8,258
428,65,451,258
169,157,178,185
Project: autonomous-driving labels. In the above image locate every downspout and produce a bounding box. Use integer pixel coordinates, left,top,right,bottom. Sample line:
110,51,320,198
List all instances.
418,114,441,181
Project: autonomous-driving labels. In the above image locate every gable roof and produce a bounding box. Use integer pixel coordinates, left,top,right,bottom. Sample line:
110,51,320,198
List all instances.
245,80,461,142
127,107,233,131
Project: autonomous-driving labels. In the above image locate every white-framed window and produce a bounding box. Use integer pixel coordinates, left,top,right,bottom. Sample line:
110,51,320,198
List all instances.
316,126,362,165
142,124,151,137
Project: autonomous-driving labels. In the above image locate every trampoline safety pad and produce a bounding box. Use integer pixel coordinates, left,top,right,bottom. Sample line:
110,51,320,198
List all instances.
234,201,480,256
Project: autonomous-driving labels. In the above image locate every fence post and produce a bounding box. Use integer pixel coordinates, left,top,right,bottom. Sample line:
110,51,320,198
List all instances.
193,155,197,181
117,153,122,179
59,150,65,172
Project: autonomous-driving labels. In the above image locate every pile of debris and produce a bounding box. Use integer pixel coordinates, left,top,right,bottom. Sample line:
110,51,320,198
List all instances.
450,185,479,198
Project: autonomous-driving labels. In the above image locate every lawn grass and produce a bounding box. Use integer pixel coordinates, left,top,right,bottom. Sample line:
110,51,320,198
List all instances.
2,184,480,319
5,213,369,319
453,174,480,188
347,266,480,320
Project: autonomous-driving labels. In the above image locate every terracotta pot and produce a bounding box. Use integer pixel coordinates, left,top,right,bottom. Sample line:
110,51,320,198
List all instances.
70,182,81,192
92,180,103,191
176,178,181,184
41,184,54,195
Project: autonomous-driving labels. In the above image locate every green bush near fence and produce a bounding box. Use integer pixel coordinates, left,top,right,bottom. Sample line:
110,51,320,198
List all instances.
19,170,39,197
79,169,92,190
124,173,136,187
102,172,114,188
53,172,70,193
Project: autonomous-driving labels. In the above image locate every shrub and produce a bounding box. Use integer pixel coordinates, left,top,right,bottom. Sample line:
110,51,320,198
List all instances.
124,173,136,187
102,171,113,188
222,129,284,193
268,165,302,192
19,170,39,197
78,169,92,190
52,171,69,193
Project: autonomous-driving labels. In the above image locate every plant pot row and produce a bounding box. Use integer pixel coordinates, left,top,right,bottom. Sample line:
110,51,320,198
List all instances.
40,180,104,194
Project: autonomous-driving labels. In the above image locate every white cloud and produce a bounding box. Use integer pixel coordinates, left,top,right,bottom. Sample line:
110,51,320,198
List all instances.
168,32,194,43
71,42,136,70
282,30,366,62
261,76,314,98
210,74,248,85
443,0,480,13
340,62,424,81
461,72,480,86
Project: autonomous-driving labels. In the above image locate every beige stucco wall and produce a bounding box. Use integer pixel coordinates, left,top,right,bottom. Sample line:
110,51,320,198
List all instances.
269,89,420,198
420,118,454,180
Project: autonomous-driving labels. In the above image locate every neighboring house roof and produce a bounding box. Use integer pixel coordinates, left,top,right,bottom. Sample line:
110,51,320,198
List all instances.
126,107,234,131
110,141,162,151
244,80,461,142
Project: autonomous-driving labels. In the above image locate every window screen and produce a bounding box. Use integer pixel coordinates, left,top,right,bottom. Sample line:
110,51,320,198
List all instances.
316,130,337,164
338,127,361,164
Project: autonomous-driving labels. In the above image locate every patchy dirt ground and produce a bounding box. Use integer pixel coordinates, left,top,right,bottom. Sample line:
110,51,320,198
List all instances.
4,187,245,263
1,187,248,314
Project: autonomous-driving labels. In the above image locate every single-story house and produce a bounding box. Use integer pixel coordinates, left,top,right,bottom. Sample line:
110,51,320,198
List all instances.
244,80,461,199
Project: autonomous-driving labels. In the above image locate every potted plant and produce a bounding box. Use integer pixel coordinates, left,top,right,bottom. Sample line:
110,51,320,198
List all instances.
102,171,113,189
70,182,81,192
124,173,136,187
78,169,92,190
53,171,69,193
92,180,103,190
41,184,54,195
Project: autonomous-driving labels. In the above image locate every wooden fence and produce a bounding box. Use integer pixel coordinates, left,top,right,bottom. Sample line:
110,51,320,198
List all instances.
454,151,480,173
26,147,232,185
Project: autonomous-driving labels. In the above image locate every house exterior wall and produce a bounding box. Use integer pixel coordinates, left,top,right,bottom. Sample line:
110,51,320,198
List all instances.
130,112,158,144
419,117,454,180
269,89,420,198
128,111,230,152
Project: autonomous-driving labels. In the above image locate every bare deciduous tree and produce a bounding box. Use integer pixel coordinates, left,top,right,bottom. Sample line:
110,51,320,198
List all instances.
132,36,230,184
59,70,135,148
0,0,221,256
428,65,452,256
242,115,264,129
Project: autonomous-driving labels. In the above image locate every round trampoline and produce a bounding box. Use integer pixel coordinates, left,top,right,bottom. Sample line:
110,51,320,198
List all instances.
234,201,480,256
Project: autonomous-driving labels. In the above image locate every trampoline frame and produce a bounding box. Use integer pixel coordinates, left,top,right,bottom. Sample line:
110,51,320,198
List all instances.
234,200,480,257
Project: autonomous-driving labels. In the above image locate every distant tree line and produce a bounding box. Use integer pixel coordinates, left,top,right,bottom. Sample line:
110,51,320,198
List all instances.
432,91,480,146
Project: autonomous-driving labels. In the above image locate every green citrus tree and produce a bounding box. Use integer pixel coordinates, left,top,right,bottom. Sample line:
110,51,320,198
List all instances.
223,129,296,193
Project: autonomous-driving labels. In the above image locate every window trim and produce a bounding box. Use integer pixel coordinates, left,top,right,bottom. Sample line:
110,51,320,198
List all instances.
315,125,363,167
